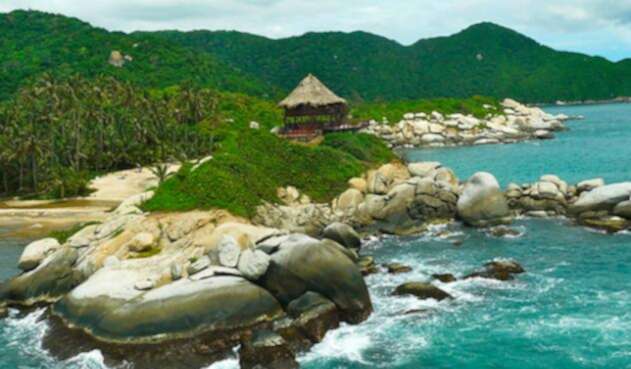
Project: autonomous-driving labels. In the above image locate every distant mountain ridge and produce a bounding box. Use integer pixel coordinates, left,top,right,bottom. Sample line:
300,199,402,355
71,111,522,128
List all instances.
2,10,630,102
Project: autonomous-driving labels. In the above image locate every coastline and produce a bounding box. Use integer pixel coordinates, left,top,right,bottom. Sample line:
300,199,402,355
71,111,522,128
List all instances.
2,100,631,369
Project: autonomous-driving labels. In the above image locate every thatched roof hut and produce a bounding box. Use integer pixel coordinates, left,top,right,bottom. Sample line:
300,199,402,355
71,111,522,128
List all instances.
277,75,350,140
278,74,347,109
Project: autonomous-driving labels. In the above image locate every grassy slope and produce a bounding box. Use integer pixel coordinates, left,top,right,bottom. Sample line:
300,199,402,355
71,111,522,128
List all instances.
144,129,394,217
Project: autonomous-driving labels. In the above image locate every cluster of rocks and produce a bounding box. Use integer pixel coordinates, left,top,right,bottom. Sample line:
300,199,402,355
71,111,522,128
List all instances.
361,99,570,148
506,176,631,232
255,162,461,236
391,260,526,303
1,192,372,369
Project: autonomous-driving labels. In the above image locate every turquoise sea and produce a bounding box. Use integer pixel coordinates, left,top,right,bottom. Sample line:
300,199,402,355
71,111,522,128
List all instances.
1,103,631,369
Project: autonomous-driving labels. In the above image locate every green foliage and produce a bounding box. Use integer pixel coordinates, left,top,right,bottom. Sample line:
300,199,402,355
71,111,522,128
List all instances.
48,221,100,244
0,10,276,100
323,133,395,163
154,23,631,103
352,96,501,123
144,128,392,217
0,75,218,197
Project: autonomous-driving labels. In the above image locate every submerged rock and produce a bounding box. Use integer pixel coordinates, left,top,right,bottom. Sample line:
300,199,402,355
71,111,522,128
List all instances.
392,282,452,301
432,273,457,283
457,172,511,227
385,263,412,274
239,330,299,369
465,260,525,281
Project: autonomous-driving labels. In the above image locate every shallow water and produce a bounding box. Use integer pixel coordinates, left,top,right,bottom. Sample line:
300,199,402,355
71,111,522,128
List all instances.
2,104,631,369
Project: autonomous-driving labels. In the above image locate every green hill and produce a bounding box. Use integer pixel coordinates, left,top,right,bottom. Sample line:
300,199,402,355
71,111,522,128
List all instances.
153,23,631,103
1,10,630,102
0,10,277,100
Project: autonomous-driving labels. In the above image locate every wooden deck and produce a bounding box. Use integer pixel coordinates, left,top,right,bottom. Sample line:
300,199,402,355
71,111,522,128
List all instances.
279,121,369,139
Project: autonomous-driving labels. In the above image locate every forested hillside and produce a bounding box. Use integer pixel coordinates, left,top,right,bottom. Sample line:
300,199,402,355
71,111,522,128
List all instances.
0,10,276,100
154,23,631,103
2,10,630,102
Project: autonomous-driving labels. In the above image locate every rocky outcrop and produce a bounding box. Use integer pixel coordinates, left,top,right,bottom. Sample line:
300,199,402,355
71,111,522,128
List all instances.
457,172,511,227
255,162,459,236
1,192,371,369
506,177,631,232
362,99,570,148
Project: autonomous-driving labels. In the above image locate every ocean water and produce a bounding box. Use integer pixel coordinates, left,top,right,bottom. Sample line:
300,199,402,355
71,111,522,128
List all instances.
405,103,631,186
2,103,631,369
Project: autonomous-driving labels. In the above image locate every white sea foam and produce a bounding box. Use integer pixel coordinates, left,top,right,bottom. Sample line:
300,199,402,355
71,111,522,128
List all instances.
203,358,239,369
64,350,111,369
299,323,372,365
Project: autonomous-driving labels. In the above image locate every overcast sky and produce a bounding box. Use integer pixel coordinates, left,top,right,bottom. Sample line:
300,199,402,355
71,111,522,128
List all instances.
2,0,630,61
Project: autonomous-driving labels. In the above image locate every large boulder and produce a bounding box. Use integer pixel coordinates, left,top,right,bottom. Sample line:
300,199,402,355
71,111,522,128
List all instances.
53,274,283,342
457,172,511,227
1,247,81,304
570,183,631,214
259,235,372,323
18,238,61,271
322,222,361,250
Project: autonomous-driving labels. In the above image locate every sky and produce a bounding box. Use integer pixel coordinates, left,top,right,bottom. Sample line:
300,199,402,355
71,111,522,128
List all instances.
1,0,630,61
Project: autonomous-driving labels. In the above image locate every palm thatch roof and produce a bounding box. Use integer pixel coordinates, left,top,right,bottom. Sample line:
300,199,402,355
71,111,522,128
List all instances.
278,74,347,109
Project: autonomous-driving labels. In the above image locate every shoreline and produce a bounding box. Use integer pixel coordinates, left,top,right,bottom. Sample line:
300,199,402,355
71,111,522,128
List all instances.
2,100,630,369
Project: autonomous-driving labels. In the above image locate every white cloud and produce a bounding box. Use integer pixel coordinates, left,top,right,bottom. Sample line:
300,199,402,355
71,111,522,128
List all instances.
2,0,630,60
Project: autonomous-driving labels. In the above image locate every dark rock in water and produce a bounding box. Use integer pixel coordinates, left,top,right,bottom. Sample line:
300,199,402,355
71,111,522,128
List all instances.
0,304,7,319
259,235,372,324
1,247,82,305
287,292,339,343
432,273,457,283
451,239,464,246
465,260,525,281
580,216,629,233
239,330,299,369
392,282,452,301
385,263,412,274
357,255,378,276
487,226,522,238
322,222,361,250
